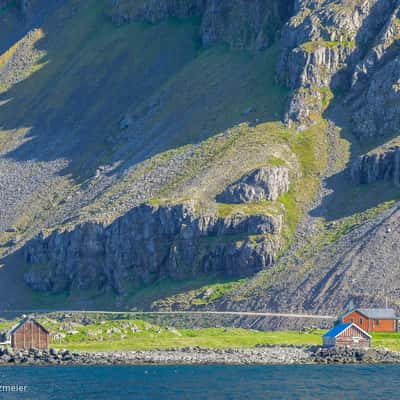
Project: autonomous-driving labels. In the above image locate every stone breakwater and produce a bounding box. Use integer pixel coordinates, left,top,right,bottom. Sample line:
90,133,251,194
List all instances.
1,346,400,366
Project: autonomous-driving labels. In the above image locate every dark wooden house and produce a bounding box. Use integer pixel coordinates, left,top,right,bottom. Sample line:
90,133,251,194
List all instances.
342,308,398,333
10,318,49,350
323,323,371,349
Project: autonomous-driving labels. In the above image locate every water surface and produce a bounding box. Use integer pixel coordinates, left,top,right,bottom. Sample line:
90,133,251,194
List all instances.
0,364,398,399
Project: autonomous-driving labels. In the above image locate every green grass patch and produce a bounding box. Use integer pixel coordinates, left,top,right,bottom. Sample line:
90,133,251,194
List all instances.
275,118,328,245
372,332,400,351
324,198,398,244
268,157,286,167
301,40,356,53
47,323,400,352
319,87,334,110
0,320,14,332
217,201,278,218
46,318,325,351
2,316,400,352
122,276,245,309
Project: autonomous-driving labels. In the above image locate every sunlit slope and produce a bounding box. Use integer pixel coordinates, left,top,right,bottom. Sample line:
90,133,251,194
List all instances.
0,0,297,240
0,0,321,309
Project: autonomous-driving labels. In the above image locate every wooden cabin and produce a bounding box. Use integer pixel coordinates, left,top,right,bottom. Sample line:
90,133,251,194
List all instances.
9,318,49,350
342,308,397,333
323,323,371,349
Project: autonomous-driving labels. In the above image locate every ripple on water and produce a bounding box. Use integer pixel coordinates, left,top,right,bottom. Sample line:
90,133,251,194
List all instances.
0,364,398,400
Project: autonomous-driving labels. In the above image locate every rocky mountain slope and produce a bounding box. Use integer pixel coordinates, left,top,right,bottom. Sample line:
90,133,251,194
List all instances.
0,0,399,316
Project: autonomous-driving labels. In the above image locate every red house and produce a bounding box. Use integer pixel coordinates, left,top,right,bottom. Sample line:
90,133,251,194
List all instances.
342,308,398,333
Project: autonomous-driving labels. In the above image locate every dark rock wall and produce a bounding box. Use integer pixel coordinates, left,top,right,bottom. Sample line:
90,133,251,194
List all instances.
351,147,400,185
107,0,294,50
24,204,282,294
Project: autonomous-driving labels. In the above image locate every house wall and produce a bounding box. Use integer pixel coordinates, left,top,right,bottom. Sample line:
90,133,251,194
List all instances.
11,321,49,350
342,311,397,332
335,336,370,349
324,324,371,349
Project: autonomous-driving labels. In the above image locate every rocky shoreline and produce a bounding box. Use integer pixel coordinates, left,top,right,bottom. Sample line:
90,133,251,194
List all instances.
1,346,400,366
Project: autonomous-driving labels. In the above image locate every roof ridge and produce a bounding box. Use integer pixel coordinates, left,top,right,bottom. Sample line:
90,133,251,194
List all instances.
9,317,50,335
323,322,371,338
343,308,397,319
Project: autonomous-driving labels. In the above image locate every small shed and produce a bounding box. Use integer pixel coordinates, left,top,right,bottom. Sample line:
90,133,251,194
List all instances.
9,318,49,350
323,323,371,349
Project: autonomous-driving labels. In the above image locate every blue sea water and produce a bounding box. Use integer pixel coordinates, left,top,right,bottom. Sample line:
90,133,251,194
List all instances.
0,364,398,399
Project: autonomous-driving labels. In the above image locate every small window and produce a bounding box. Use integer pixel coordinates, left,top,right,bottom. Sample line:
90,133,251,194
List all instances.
359,318,363,325
374,319,380,326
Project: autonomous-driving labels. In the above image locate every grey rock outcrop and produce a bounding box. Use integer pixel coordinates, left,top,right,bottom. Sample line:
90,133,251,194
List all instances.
279,0,399,124
24,204,282,295
351,146,400,185
351,55,400,139
217,166,290,203
348,2,400,138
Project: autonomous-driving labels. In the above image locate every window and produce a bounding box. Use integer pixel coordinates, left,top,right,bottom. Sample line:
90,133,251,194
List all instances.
374,319,380,326
359,318,363,325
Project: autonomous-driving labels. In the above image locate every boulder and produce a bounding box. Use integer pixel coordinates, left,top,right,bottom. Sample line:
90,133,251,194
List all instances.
217,166,290,203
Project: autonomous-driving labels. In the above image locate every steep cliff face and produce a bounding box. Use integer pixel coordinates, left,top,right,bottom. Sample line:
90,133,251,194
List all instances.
351,55,400,140
347,3,400,139
108,0,294,49
24,204,281,294
351,145,400,185
280,0,399,125
2,0,400,314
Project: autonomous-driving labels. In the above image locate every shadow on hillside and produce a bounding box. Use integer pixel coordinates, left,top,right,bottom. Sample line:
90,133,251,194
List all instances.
0,0,69,54
309,0,400,221
0,240,243,311
0,0,285,183
0,0,288,309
